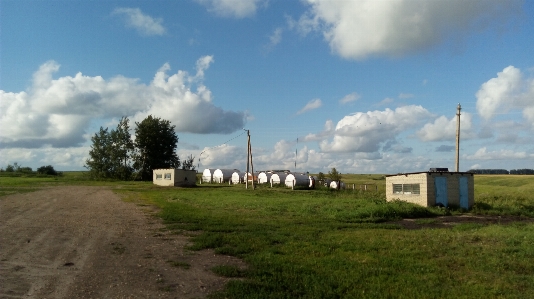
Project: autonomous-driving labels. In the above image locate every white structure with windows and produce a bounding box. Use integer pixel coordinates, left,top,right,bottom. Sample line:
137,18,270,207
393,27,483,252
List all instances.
153,169,196,187
386,170,474,209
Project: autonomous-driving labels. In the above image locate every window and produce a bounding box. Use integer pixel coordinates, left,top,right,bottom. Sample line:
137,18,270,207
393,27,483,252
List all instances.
393,184,420,195
156,174,162,180
164,173,172,180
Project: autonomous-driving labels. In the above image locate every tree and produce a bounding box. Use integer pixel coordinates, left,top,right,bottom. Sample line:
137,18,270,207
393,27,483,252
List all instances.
37,165,59,176
316,172,326,182
181,154,196,170
328,167,342,181
85,117,134,180
110,117,134,180
133,115,180,180
85,127,113,178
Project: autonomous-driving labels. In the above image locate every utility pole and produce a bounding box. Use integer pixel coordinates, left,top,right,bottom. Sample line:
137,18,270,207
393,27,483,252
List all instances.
245,129,255,189
455,103,461,172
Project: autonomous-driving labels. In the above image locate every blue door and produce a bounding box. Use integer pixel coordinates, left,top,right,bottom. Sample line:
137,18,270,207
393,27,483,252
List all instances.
459,176,469,209
434,176,448,207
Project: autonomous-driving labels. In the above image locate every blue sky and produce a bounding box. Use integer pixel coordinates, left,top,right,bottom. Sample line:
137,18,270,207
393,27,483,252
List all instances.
1,0,533,174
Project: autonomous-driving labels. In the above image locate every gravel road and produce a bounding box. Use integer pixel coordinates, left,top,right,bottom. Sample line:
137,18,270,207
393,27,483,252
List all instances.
0,186,244,299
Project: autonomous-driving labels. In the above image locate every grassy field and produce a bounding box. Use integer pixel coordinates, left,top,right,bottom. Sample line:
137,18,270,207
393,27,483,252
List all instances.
2,174,534,298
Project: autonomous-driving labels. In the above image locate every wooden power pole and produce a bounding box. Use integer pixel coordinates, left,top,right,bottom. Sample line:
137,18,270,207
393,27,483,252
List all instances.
245,129,255,189
455,103,461,172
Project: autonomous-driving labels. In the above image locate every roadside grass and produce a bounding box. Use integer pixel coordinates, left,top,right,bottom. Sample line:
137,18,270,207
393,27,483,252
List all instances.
3,174,534,297
115,180,534,298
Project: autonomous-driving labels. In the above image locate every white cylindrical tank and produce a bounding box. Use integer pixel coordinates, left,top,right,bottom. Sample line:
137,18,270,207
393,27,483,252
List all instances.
202,169,215,183
213,169,238,183
329,180,345,190
284,173,310,188
231,171,244,184
257,172,273,184
270,173,288,185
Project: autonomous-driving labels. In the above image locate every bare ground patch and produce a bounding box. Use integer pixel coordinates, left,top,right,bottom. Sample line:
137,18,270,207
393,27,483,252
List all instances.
0,186,246,299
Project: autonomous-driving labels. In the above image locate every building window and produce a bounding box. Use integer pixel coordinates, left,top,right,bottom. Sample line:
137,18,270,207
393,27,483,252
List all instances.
393,184,420,195
164,173,172,180
156,174,162,180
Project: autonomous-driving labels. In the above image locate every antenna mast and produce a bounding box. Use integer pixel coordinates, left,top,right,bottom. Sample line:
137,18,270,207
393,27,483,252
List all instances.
455,103,461,172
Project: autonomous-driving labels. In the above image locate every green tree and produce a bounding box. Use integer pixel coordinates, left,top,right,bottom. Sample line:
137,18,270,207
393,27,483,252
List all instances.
317,172,326,182
181,154,196,170
85,117,135,180
328,167,342,181
110,117,134,180
85,127,113,178
37,165,59,175
133,115,180,180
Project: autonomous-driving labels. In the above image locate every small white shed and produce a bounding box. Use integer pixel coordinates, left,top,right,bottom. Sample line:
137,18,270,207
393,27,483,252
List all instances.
285,173,314,188
153,169,196,187
201,169,215,183
213,169,238,183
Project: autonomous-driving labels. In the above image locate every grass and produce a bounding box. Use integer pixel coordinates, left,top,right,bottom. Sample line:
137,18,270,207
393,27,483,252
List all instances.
2,174,534,298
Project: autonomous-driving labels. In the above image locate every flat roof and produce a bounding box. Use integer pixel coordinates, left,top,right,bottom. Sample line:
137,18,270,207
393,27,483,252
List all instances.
386,171,474,177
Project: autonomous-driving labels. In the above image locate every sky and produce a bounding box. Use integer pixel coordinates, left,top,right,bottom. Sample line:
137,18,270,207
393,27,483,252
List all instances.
1,0,534,174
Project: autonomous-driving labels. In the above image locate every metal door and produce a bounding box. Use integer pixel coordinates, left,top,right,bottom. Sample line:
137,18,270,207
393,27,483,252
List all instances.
459,176,469,209
434,176,448,207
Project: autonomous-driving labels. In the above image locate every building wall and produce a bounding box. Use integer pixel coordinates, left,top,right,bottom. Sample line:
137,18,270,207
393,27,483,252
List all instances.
386,173,429,206
386,172,474,208
153,169,197,187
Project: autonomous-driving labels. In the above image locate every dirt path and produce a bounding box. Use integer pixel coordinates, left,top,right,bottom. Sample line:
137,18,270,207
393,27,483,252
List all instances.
0,186,245,299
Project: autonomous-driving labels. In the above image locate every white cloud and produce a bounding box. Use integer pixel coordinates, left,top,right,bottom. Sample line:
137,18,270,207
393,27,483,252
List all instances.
295,0,521,59
270,28,283,46
297,98,322,115
398,93,414,99
195,0,266,18
319,105,432,153
476,66,534,125
466,147,534,160
0,57,246,148
112,7,166,36
416,112,474,142
339,92,360,105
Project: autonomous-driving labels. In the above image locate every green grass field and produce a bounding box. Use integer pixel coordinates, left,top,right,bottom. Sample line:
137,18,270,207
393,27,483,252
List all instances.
2,174,534,298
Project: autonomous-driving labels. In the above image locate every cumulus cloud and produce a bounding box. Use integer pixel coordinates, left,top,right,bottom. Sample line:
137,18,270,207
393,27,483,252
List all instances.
319,105,432,153
294,0,521,59
416,112,474,142
339,92,361,105
476,66,534,125
466,147,534,160
0,57,246,148
195,0,266,18
112,7,166,36
297,98,322,115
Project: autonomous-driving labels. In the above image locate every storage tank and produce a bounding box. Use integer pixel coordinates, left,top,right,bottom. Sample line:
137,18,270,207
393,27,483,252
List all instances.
213,169,238,183
201,168,215,183
231,171,245,184
257,172,273,184
270,173,288,185
329,180,345,190
285,173,313,188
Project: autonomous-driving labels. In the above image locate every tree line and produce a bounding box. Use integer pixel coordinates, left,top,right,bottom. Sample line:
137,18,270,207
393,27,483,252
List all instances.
85,115,194,181
467,169,534,175
1,163,62,176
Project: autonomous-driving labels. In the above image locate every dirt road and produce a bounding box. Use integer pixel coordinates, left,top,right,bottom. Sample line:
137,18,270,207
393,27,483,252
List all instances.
0,186,244,299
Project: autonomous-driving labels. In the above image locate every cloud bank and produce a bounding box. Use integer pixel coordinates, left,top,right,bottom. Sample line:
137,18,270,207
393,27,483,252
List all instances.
293,0,522,59
0,57,246,148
